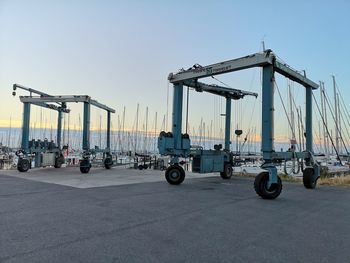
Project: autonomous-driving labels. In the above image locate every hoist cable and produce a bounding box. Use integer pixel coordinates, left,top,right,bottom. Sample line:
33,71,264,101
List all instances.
335,81,350,125
322,89,349,154
338,107,350,148
211,73,258,147
312,92,342,164
274,80,300,152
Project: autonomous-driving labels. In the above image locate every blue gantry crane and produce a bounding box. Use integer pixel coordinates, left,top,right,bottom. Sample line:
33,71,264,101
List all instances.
13,84,115,174
158,50,320,199
13,84,70,172
158,79,258,182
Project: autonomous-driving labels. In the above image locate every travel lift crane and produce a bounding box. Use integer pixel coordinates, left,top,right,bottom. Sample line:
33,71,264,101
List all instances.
158,79,258,182
13,84,115,174
13,84,70,172
158,49,320,199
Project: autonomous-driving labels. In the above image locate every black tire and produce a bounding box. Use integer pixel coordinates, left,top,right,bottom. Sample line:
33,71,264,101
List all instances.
54,155,64,168
104,157,113,169
17,158,30,172
165,165,185,185
138,164,144,170
80,166,90,173
220,163,233,179
80,159,91,174
303,167,318,189
254,172,282,199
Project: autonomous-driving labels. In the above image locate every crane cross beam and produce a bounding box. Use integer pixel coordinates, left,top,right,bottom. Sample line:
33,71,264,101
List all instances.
168,50,318,90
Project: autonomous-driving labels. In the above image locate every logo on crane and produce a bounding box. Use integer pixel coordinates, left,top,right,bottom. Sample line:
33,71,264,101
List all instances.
206,67,213,75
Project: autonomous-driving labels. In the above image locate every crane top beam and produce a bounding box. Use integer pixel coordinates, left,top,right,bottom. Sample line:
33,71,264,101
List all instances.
19,95,115,113
183,80,258,100
168,50,318,89
13,83,51,97
31,102,71,113
13,83,70,112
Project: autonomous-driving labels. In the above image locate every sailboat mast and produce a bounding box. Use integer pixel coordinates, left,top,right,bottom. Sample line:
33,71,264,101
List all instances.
299,107,305,151
166,82,169,131
322,83,330,159
210,120,213,145
154,111,157,154
50,124,53,141
67,113,70,150
117,115,121,152
122,106,125,153
135,103,139,153
40,107,43,138
199,118,203,145
99,115,102,148
33,122,36,141
202,119,205,145
144,106,148,153
8,116,12,148
62,115,65,145
318,121,322,154
161,114,165,131
337,93,342,154
320,82,326,156
333,75,340,154
297,109,302,152
288,83,296,143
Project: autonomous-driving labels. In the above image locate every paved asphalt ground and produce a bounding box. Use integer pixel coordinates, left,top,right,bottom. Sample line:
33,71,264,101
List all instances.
0,167,349,263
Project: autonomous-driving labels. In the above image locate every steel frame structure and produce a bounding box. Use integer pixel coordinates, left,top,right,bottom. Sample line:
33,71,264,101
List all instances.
159,50,320,199
158,77,257,183
13,84,115,173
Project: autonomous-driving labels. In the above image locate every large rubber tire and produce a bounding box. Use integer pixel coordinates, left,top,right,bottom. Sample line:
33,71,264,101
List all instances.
254,172,282,199
303,167,318,189
80,166,90,174
104,157,113,169
165,165,185,185
17,158,30,172
80,159,91,174
220,163,233,179
54,155,65,168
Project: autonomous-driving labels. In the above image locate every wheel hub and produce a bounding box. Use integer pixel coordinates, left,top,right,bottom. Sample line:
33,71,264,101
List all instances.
170,171,180,179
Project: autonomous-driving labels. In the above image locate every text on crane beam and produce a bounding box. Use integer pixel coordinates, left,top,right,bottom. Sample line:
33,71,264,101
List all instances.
192,65,232,76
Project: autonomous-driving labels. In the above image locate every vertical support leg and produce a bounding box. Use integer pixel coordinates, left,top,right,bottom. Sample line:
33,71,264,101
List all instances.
57,111,62,149
305,87,313,153
304,86,320,186
34,151,41,167
106,111,111,150
172,83,183,150
82,102,91,151
224,97,231,151
21,102,31,153
261,65,275,161
104,110,113,169
261,66,277,185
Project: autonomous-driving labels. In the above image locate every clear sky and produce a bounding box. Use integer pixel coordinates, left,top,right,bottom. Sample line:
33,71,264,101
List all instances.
1,0,349,144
